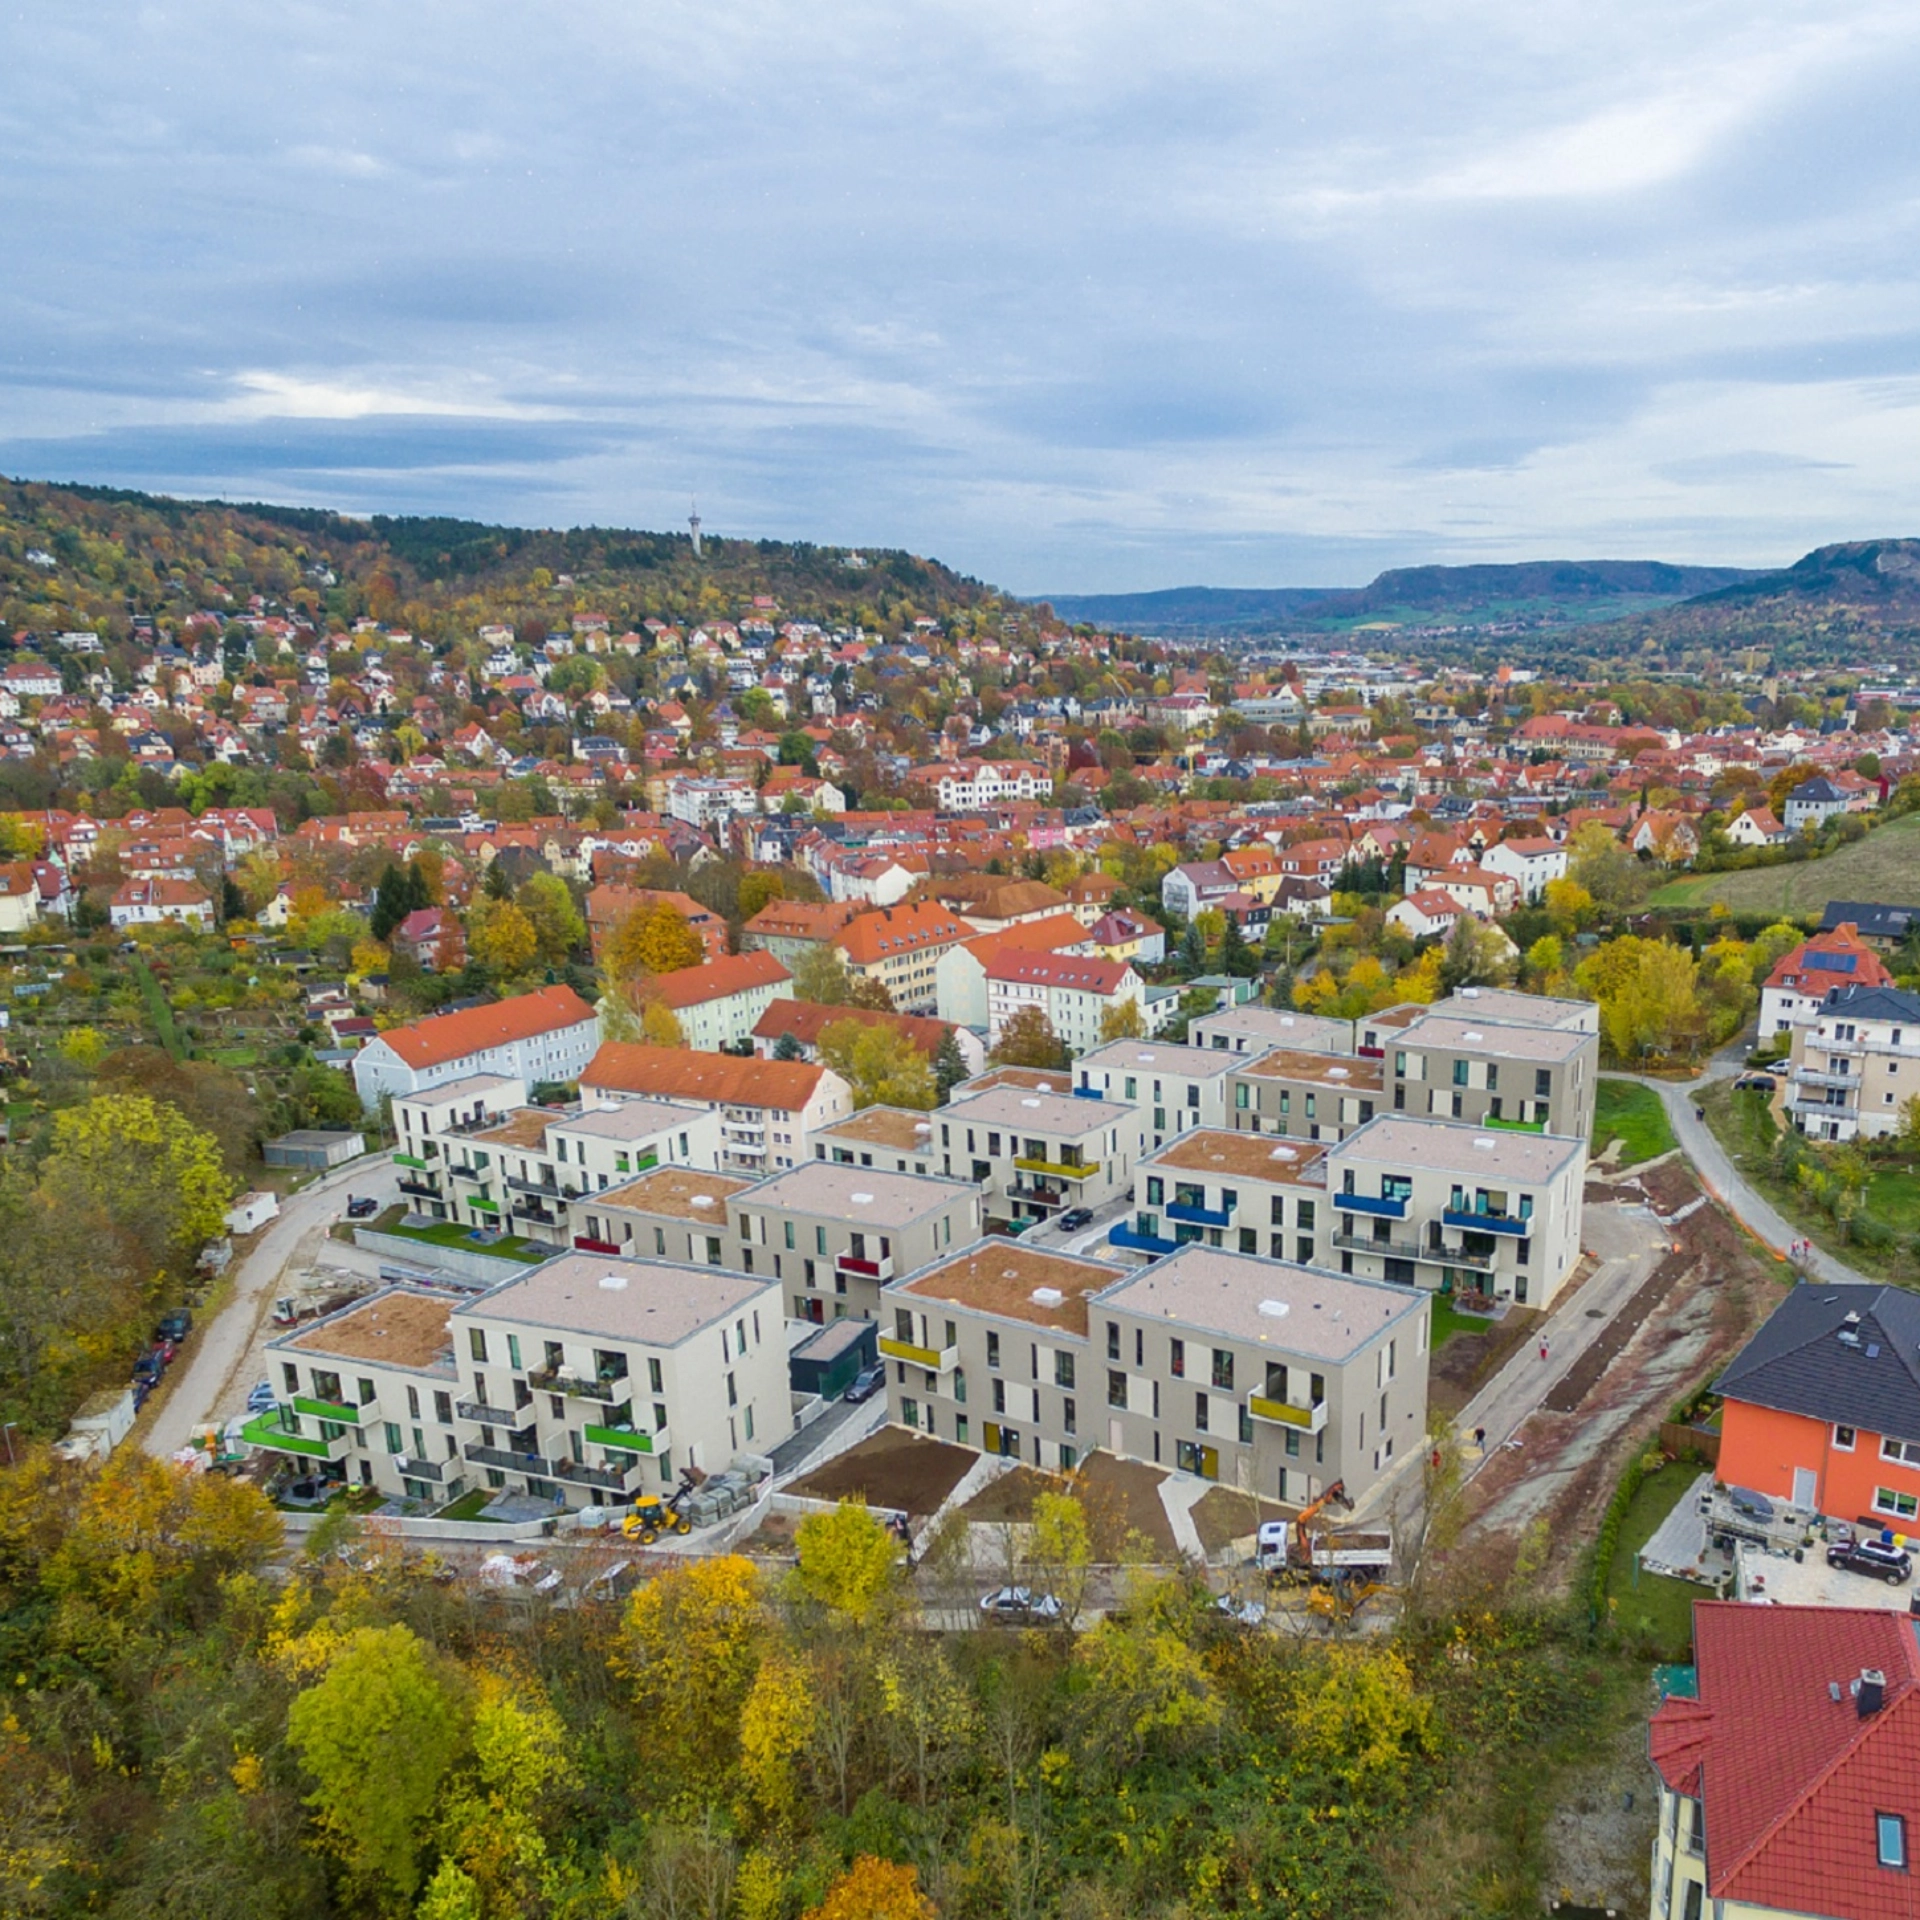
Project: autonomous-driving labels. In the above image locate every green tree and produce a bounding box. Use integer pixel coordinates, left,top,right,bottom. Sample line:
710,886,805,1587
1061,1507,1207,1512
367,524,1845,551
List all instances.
791,942,858,1006
286,1623,467,1908
932,1027,968,1099
818,1019,936,1110
989,1007,1069,1071
516,871,585,965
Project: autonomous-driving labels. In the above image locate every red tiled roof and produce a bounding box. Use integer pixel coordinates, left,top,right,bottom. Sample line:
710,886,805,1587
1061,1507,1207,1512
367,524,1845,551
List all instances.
582,1043,827,1112
1766,925,1894,995
985,952,1131,993
836,901,970,965
375,984,595,1070
750,997,953,1058
1649,1602,1920,1919
640,949,789,1009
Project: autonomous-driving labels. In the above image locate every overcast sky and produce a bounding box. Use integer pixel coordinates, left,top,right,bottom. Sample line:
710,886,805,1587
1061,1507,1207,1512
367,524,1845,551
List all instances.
4,1,1918,593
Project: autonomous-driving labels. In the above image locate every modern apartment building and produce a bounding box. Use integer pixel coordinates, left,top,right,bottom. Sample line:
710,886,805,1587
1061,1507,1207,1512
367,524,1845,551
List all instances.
449,1253,787,1503
731,1160,983,1324
879,1240,1429,1501
935,1083,1146,1229
812,1105,943,1176
579,1165,753,1266
1424,985,1599,1035
1785,984,1920,1142
1385,1011,1598,1140
1188,1004,1354,1057
1072,1038,1240,1147
581,1043,852,1174
1109,1129,1328,1265
1226,1048,1385,1143
1325,1115,1587,1309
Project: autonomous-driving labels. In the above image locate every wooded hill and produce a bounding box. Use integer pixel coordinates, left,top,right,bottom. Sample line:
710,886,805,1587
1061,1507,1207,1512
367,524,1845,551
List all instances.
0,479,1027,645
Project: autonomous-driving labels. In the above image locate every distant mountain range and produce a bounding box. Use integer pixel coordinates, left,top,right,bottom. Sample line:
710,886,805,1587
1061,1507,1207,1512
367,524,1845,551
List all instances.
1040,560,1762,637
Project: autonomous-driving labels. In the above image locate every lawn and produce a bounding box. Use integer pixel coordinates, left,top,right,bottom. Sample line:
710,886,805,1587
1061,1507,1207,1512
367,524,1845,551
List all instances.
207,1045,258,1068
1701,1081,1920,1278
1647,811,1920,917
1430,1298,1496,1348
370,1204,547,1263
1593,1079,1678,1165
435,1488,498,1521
1603,1460,1707,1660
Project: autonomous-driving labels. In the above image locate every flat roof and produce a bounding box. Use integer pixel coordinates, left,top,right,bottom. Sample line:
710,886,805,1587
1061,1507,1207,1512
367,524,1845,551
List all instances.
743,1160,974,1228
1399,1013,1591,1062
280,1288,457,1373
1357,1002,1425,1035
952,1065,1078,1098
942,1084,1118,1136
400,1072,519,1104
1075,1039,1237,1079
461,1253,771,1347
269,1127,363,1147
597,1165,751,1221
472,1107,552,1149
1236,1048,1385,1092
1194,1005,1352,1049
894,1242,1124,1336
1093,1246,1423,1360
1332,1113,1585,1180
816,1105,940,1153
554,1099,702,1143
1431,986,1596,1031
1145,1129,1330,1188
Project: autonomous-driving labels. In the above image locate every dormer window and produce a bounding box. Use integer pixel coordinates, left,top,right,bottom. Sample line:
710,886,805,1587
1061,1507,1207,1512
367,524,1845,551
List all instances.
1879,1812,1907,1870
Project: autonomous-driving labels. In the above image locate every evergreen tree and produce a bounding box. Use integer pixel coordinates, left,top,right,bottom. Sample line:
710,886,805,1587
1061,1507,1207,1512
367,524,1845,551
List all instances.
1179,921,1206,975
370,863,410,942
772,1031,805,1061
932,1027,968,1100
1219,914,1259,979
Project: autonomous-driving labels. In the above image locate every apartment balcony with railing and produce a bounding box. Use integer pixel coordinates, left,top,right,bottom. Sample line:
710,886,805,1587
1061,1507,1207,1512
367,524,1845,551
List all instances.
1332,1189,1408,1219
582,1419,668,1455
837,1249,894,1282
392,1454,448,1483
240,1407,353,1461
878,1334,960,1372
1166,1195,1236,1228
505,1171,561,1197
1440,1206,1529,1237
455,1396,528,1425
291,1392,374,1426
1246,1393,1328,1433
511,1197,563,1227
462,1440,554,1475
1791,1068,1860,1090
1109,1221,1179,1256
1015,1155,1099,1182
528,1361,630,1403
553,1455,647,1493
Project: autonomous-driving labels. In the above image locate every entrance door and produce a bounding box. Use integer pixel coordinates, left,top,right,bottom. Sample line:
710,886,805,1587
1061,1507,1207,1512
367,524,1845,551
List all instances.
1792,1466,1818,1513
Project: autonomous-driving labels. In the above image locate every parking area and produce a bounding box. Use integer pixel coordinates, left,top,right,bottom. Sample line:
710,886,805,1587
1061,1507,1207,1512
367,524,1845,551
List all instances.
1739,1537,1919,1610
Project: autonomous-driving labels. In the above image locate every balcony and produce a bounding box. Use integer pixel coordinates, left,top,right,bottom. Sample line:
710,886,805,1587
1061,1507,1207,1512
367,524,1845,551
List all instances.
393,1454,447,1483
1441,1208,1529,1238
1332,1190,1408,1219
1791,1069,1858,1090
554,1456,646,1493
1332,1229,1495,1272
1109,1222,1178,1256
292,1393,370,1426
463,1441,555,1475
877,1335,959,1372
836,1250,894,1282
1010,1182,1063,1208
529,1364,630,1403
573,1235,621,1254
583,1421,668,1454
455,1397,526,1425
505,1172,561,1196
447,1157,491,1181
397,1177,440,1200
1166,1197,1234,1228
620,1151,660,1177
240,1407,350,1460
392,1152,430,1171
1247,1394,1328,1433
511,1199,562,1226
1790,1100,1858,1124
1015,1156,1099,1182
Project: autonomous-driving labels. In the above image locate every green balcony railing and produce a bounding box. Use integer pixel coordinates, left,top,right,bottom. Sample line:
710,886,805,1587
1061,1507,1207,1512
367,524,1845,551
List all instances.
240,1408,336,1459
292,1394,367,1425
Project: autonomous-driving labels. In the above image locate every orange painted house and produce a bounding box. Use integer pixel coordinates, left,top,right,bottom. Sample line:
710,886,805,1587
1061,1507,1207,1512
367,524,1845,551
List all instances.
1716,1284,1920,1529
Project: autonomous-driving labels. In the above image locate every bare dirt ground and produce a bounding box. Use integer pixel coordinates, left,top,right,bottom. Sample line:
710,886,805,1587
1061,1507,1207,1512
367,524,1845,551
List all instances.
1430,1301,1545,1422
1190,1485,1290,1553
961,1464,1061,1524
786,1427,977,1518
1073,1451,1178,1557
1543,1697,1659,1912
1439,1171,1787,1596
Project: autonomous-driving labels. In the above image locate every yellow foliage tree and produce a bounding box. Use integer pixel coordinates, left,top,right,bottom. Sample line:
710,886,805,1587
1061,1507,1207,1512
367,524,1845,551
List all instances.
604,900,704,981
1098,997,1146,1042
818,1020,936,1111
1284,1643,1437,1791
467,897,539,977
738,1651,815,1824
45,1091,229,1275
639,998,688,1048
793,1500,902,1624
803,1856,934,1920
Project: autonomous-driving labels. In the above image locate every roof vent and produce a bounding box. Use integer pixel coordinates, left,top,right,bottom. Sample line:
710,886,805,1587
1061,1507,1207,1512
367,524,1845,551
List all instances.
1021,1097,1042,1108
1270,1146,1297,1161
851,1192,873,1205
691,1194,715,1208
1857,1668,1887,1718
914,1120,932,1133
1473,1136,1496,1150
1031,1287,1064,1307
1258,1299,1290,1318
598,1273,628,1291
1329,1067,1349,1079
1460,986,1481,998
1463,1030,1484,1042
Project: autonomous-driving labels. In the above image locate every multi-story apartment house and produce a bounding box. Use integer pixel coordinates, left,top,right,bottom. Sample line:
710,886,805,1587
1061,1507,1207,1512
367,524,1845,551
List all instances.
581,1044,852,1175
1109,1129,1328,1266
935,914,1096,1031
740,897,856,968
581,1165,753,1266
352,984,600,1107
880,1240,1428,1501
835,901,971,1013
1385,1011,1598,1140
392,1082,722,1244
1648,1601,1920,1920
1784,984,1920,1142
935,1083,1145,1230
1759,924,1893,1040
812,1105,943,1176
1325,1115,1586,1309
1072,1038,1240,1148
1425,985,1598,1036
1188,1004,1354,1057
449,1252,787,1503
731,1160,983,1325
1226,1049,1385,1144
244,1288,470,1506
984,951,1151,1054
636,949,791,1051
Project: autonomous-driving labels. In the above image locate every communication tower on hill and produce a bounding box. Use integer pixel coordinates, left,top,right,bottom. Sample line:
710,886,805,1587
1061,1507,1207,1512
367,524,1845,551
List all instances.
688,501,702,559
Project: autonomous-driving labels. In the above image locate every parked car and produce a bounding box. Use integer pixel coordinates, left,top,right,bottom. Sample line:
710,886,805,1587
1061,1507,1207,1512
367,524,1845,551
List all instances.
979,1585,1063,1624
1057,1207,1093,1231
1214,1593,1269,1627
1734,1073,1777,1092
344,1195,378,1220
1827,1526,1914,1585
274,1477,331,1509
131,1349,166,1386
156,1308,192,1343
845,1362,886,1404
246,1380,278,1413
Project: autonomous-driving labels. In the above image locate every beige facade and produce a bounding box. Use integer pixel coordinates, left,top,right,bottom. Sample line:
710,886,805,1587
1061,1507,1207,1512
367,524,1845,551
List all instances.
1784,986,1920,1142
1188,1004,1354,1056
586,1166,753,1266
1070,1038,1240,1148
1227,1048,1385,1144
935,1083,1146,1229
812,1106,943,1176
1113,1129,1329,1267
1386,1011,1598,1140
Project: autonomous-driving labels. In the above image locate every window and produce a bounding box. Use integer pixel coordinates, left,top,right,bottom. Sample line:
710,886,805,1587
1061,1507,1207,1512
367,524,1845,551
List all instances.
507,1334,522,1370
1836,1424,1857,1451
1211,1349,1234,1390
1107,1321,1120,1360
1452,1059,1469,1086
1108,1369,1127,1408
1535,1067,1552,1098
469,1328,488,1362
1875,1486,1920,1519
1170,1337,1185,1377
1882,1436,1920,1467
1194,1392,1209,1431
1296,1200,1315,1231
992,1378,1006,1414
1062,1396,1076,1435
1055,1352,1075,1389
987,1330,1001,1369
1880,1813,1908,1871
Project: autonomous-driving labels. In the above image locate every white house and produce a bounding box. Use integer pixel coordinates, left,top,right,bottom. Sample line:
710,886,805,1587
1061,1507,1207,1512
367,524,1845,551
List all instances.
351,985,601,1108
1478,835,1566,903
984,951,1150,1055
1385,889,1463,942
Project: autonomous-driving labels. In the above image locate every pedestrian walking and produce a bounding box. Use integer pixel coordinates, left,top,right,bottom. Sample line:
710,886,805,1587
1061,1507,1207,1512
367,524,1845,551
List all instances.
1539,1336,1549,1362
1474,1426,1486,1453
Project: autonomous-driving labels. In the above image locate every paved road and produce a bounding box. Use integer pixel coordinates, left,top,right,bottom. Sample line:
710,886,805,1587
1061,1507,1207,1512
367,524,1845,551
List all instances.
143,1152,399,1458
1620,1069,1865,1287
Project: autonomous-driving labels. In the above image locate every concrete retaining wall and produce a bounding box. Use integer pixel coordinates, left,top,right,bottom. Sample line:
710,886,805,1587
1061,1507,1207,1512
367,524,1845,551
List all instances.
352,1227,535,1288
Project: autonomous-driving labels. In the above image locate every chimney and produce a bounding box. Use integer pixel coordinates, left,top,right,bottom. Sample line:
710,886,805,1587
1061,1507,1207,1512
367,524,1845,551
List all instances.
1857,1668,1887,1718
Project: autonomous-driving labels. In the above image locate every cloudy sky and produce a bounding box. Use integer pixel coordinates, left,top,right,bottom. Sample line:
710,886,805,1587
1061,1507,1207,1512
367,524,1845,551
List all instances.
4,1,1918,592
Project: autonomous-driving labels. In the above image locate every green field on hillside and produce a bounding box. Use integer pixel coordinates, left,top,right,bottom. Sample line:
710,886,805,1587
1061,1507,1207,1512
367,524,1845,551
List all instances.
1648,813,1920,916
1593,1080,1677,1164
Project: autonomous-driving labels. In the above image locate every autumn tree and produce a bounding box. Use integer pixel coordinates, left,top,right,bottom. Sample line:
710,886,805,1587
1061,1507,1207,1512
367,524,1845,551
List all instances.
604,900,704,981
1098,998,1146,1042
792,1501,903,1625
791,942,859,1007
818,1019,936,1110
803,1857,933,1920
737,869,787,921
515,871,585,965
989,1007,1069,1071
466,896,539,978
287,1623,467,1908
